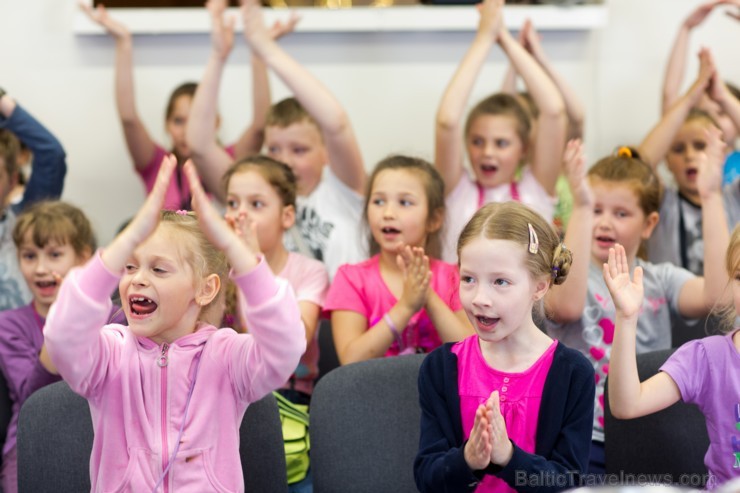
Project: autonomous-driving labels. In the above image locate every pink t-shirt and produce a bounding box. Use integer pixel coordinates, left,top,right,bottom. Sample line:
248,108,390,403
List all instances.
278,252,329,395
137,144,235,211
452,335,557,493
323,255,462,356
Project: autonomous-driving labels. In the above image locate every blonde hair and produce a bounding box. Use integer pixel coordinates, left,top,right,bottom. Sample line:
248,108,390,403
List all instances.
457,201,572,286
13,200,96,256
715,225,740,333
159,211,229,325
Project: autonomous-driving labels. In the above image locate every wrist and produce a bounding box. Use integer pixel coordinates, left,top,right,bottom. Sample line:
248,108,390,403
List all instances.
493,441,514,467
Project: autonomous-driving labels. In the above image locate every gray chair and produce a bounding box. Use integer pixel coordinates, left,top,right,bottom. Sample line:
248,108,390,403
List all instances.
604,348,710,487
310,354,426,493
17,381,288,493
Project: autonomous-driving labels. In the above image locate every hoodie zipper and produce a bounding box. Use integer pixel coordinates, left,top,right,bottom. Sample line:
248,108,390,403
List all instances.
158,343,169,493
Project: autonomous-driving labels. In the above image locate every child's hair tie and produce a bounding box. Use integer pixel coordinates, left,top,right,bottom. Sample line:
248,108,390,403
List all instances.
616,146,634,158
176,209,188,215
527,223,539,255
551,266,560,279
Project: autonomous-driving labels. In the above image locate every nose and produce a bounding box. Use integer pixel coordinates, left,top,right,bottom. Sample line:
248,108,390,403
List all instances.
131,269,149,287
471,285,491,308
483,140,495,157
34,256,49,275
382,201,396,219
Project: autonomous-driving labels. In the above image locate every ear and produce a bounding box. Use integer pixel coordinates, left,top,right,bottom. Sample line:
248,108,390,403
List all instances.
197,273,221,307
426,207,444,234
532,276,550,302
282,204,296,230
641,211,660,240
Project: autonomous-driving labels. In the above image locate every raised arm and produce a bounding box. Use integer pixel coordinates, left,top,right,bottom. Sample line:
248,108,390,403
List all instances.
676,126,731,319
498,25,566,195
639,48,714,169
80,3,156,171
240,0,365,194
708,68,740,139
605,245,682,419
187,0,238,203
521,20,584,141
544,140,592,323
662,1,726,114
435,0,503,195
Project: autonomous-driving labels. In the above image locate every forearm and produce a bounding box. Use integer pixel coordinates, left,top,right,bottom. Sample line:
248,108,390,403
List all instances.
700,193,730,307
638,89,696,168
537,56,585,140
607,314,644,419
114,36,137,124
501,64,518,94
662,26,690,114
335,303,415,364
718,85,740,137
188,54,225,155
426,293,472,342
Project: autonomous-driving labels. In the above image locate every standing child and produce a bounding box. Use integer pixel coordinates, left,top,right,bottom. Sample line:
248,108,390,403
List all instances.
80,2,272,210
230,0,367,278
605,230,740,489
640,49,740,274
324,155,472,365
221,155,328,401
414,201,594,493
435,0,566,262
43,156,305,492
545,134,730,474
0,201,103,493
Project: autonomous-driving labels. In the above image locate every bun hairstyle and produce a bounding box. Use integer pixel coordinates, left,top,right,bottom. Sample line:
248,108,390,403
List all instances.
457,201,572,285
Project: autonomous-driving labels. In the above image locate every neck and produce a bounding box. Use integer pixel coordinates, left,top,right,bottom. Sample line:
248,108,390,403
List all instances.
478,319,551,371
378,249,403,273
264,245,289,275
679,189,702,206
33,299,49,319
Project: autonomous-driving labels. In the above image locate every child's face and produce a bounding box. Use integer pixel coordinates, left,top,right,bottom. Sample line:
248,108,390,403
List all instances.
265,122,327,197
165,94,192,160
119,225,205,345
458,237,547,344
18,230,88,316
367,168,437,254
225,170,294,255
666,119,712,198
589,179,659,264
465,114,525,189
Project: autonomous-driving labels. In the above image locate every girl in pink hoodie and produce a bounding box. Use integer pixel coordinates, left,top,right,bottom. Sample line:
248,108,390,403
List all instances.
44,155,305,493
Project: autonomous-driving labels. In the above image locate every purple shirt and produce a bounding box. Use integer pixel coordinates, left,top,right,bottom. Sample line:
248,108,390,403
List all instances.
324,255,462,356
660,330,740,489
452,335,557,493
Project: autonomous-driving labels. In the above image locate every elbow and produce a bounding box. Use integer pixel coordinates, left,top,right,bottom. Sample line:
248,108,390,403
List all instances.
435,112,458,133
539,105,567,126
609,401,637,421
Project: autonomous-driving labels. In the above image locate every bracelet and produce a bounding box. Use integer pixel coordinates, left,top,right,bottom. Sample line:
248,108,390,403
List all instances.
383,314,403,347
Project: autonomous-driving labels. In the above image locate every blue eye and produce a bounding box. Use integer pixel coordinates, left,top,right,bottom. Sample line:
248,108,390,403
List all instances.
372,198,385,206
494,279,510,286
495,139,510,148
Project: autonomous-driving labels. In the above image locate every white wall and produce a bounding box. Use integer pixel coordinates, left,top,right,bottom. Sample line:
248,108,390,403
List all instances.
2,0,739,243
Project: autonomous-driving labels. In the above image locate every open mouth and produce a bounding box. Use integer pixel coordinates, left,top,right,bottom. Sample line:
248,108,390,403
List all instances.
129,296,158,316
476,315,500,329
35,280,58,295
480,164,499,174
685,168,698,179
381,227,401,235
596,235,616,247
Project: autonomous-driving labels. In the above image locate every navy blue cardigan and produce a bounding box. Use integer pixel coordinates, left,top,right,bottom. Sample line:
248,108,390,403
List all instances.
414,341,595,493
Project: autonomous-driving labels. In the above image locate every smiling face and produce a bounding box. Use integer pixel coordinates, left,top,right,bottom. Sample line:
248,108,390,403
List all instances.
119,224,210,345
225,169,294,255
458,237,548,345
666,119,713,200
465,114,526,188
18,230,89,317
367,168,438,254
589,179,659,265
265,121,327,197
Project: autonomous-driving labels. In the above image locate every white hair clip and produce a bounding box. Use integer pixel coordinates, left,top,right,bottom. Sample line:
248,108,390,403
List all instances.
527,223,539,255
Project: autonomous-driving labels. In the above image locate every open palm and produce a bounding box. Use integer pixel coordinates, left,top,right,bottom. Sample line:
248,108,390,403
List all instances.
603,244,644,319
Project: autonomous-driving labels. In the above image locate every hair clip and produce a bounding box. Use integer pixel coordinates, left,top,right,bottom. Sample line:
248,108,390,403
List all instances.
176,210,188,215
551,266,560,279
527,223,539,255
616,146,633,158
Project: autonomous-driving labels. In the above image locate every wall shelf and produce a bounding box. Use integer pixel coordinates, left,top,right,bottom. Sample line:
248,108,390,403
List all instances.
74,3,608,34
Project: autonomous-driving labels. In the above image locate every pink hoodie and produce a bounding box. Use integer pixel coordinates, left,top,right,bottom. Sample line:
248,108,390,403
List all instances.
44,253,305,493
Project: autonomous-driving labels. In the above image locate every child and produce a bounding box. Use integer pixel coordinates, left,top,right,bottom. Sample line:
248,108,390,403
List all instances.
640,49,740,274
43,156,305,492
435,0,566,262
0,91,67,312
545,134,730,474
414,201,595,493
324,155,472,365
605,229,740,489
660,0,740,184
224,0,367,278
187,0,299,205
222,155,328,401
0,201,117,493
80,2,272,210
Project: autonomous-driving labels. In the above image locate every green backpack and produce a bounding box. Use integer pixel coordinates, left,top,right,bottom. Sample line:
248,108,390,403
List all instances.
273,391,311,484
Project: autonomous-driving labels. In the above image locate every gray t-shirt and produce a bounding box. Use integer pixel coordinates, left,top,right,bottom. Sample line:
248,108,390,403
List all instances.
0,210,32,311
648,182,740,275
545,259,694,442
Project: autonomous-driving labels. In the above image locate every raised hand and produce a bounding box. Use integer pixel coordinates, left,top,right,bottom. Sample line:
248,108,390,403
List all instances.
602,244,644,320
225,211,262,257
464,404,493,471
206,0,236,61
563,139,592,208
240,0,272,49
269,11,301,40
520,19,544,60
476,0,505,42
696,125,727,199
78,1,130,40
683,0,727,28
396,245,431,315
486,391,514,466
183,161,259,274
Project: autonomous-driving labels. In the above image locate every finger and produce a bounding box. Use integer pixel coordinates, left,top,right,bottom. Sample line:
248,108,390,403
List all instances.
617,244,628,275
633,266,644,289
146,155,177,209
607,247,618,279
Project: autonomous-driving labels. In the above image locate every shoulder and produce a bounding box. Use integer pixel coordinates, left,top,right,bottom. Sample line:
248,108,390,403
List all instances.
419,343,457,390
285,252,329,280
637,259,693,284
552,342,595,382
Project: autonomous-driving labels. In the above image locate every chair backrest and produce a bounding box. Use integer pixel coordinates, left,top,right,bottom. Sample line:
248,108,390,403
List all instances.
316,319,339,383
0,370,13,461
604,348,710,486
17,381,288,493
310,354,426,493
